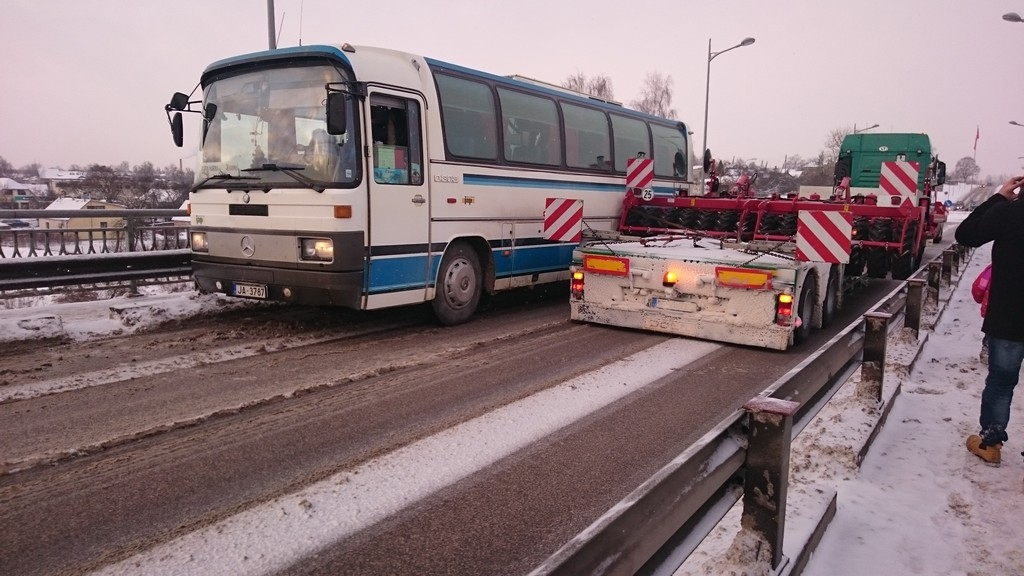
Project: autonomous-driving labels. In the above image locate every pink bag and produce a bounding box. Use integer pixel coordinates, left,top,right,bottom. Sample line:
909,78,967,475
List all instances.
972,264,992,316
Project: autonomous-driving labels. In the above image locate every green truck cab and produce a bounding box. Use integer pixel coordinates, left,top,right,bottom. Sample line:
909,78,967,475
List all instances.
834,132,947,241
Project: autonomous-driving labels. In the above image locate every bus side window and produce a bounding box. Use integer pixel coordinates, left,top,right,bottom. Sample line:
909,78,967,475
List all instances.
369,95,423,185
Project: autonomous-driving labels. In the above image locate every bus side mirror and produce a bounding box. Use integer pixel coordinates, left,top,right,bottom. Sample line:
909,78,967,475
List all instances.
167,92,189,112
326,92,348,135
171,113,183,148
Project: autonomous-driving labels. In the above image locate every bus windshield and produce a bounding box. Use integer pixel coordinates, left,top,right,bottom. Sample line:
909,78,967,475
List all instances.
197,64,359,188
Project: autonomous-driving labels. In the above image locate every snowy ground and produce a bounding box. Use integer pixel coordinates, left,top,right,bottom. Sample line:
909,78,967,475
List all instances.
796,238,1024,576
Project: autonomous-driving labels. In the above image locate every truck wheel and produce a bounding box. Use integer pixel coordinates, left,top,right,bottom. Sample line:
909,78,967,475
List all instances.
821,266,839,328
794,276,815,345
432,242,482,326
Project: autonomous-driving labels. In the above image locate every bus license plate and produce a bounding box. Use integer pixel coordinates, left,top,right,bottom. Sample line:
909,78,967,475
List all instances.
233,282,267,299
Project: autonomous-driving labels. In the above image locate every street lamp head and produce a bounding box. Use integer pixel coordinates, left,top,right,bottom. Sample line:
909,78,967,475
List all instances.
1003,12,1023,22
702,35,756,160
1010,120,1023,127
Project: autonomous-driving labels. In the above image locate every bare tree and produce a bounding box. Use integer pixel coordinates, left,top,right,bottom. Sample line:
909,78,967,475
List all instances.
629,72,677,119
19,163,41,178
563,73,615,101
783,154,808,170
952,156,981,184
823,127,849,167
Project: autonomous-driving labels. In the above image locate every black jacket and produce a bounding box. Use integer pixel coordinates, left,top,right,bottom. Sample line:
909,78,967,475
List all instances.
955,193,1024,341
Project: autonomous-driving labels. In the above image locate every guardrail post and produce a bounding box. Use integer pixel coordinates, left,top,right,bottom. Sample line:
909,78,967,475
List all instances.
741,397,799,572
125,219,138,252
941,249,953,286
859,312,891,403
905,279,924,338
927,262,941,306
951,246,960,276
956,244,969,264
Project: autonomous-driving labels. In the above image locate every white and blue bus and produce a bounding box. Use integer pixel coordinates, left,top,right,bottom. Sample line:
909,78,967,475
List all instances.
166,44,694,324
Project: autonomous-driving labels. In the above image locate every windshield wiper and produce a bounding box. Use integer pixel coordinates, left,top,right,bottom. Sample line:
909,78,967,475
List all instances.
242,163,326,192
191,172,260,192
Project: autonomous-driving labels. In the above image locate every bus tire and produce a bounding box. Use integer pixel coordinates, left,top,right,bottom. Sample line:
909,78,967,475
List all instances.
794,275,815,346
432,242,482,326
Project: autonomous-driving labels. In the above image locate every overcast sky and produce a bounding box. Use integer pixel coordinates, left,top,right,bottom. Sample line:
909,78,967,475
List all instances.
3,0,1023,178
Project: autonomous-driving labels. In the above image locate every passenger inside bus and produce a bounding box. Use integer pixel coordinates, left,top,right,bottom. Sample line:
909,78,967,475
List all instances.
371,104,412,183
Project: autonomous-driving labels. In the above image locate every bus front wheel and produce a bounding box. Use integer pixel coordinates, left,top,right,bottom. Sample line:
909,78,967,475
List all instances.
432,242,482,325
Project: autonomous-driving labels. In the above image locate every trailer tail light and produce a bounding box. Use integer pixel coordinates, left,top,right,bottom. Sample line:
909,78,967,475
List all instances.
583,254,629,277
715,266,772,290
662,270,678,287
571,270,585,299
776,293,794,326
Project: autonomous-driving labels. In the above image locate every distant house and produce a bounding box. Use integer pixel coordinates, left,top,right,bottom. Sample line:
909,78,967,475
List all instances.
40,168,86,196
38,198,127,238
0,177,33,209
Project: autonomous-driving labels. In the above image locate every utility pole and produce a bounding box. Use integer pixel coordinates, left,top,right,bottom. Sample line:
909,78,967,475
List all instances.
267,0,277,49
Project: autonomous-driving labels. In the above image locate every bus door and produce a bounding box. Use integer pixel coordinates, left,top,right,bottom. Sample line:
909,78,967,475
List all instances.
363,89,429,307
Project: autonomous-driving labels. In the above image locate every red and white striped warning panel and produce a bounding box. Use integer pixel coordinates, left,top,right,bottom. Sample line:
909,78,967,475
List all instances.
543,198,583,243
879,161,919,210
796,210,853,263
626,157,653,191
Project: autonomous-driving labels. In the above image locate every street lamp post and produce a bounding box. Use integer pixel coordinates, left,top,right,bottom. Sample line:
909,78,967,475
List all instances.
701,37,755,159
853,123,879,134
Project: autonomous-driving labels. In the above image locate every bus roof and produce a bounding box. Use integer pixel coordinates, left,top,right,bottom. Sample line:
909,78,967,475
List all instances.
200,44,687,131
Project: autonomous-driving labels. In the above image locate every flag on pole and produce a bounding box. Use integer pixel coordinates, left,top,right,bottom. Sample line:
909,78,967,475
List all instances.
974,126,979,152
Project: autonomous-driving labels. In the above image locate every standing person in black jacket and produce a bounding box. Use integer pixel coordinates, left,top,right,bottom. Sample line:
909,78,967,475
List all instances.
955,174,1024,465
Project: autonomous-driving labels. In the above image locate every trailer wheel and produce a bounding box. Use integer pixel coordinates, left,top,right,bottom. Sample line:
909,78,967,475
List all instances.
891,221,918,280
821,266,840,328
933,223,944,242
846,247,865,277
794,276,815,345
867,218,893,278
432,242,482,326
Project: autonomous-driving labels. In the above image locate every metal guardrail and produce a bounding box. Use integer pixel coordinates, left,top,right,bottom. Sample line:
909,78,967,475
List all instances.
0,250,192,291
530,244,971,576
0,209,192,295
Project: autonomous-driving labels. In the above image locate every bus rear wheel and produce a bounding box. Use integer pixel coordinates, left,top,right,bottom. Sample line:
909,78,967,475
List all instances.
432,242,482,325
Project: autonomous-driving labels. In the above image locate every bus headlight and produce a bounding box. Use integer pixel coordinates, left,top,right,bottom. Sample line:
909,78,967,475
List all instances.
191,231,208,252
300,238,334,262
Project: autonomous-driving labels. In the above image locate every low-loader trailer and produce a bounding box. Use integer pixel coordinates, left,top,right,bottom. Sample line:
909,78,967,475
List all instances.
565,137,944,350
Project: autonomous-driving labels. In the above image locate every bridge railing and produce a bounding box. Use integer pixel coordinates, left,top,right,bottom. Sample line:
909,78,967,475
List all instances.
0,209,191,297
0,209,189,259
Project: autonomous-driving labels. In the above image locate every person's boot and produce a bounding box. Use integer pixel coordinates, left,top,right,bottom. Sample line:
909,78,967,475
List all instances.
966,434,1001,466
